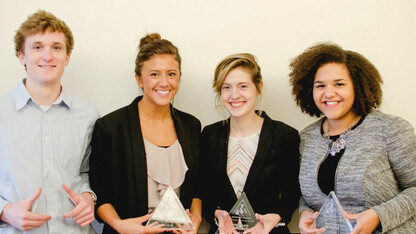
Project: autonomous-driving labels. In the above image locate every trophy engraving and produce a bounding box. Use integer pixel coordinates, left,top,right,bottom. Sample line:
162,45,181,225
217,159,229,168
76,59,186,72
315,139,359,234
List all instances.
313,191,354,234
146,186,194,230
216,192,257,233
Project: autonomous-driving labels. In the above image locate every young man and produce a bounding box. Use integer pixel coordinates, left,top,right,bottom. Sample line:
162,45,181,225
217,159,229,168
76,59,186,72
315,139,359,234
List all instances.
0,10,99,233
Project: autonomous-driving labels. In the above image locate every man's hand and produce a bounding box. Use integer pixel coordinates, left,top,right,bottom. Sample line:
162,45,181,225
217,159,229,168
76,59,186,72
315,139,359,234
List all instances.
62,184,95,227
0,188,51,231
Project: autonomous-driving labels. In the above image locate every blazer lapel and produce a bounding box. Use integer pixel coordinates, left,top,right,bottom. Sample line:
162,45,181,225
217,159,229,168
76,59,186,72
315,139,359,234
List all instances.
173,108,193,205
243,113,273,192
129,97,149,215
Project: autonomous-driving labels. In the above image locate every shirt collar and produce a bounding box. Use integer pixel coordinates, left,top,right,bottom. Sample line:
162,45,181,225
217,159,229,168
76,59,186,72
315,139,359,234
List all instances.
14,79,72,110
58,90,72,109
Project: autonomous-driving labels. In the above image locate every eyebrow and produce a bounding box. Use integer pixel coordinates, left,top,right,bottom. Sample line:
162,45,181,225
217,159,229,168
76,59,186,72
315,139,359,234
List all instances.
222,81,250,86
148,69,179,72
31,41,64,46
314,78,347,84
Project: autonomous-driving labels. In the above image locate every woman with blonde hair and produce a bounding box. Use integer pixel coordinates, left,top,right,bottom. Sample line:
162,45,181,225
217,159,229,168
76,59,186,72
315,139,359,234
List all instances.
200,53,300,234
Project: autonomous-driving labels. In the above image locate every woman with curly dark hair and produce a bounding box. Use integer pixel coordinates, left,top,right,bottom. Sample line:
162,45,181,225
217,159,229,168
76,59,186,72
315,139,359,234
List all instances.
289,43,416,234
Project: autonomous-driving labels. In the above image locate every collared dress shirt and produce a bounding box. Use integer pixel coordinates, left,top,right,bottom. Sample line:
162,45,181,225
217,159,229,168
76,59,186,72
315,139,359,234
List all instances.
0,80,99,234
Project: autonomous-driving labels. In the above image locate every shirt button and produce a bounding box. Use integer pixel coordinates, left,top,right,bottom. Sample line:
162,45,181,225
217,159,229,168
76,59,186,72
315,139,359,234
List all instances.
45,137,49,141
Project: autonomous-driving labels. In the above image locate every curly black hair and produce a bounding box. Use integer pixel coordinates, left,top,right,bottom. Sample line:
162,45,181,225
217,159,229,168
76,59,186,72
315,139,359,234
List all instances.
289,42,383,117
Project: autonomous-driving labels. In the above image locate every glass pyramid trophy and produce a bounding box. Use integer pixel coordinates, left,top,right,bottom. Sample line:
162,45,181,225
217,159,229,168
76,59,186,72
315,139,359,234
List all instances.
216,192,258,234
312,191,354,233
146,186,194,230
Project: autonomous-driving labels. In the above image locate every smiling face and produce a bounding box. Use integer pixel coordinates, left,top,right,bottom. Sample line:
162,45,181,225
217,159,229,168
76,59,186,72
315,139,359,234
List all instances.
18,30,70,88
136,54,180,107
313,63,356,123
221,67,260,120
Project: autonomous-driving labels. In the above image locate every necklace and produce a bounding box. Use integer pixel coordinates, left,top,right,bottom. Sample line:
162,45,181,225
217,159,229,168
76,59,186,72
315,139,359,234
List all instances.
323,116,357,156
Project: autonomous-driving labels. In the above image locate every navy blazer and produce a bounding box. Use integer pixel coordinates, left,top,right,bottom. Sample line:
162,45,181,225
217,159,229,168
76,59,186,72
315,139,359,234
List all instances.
199,112,300,234
89,96,201,233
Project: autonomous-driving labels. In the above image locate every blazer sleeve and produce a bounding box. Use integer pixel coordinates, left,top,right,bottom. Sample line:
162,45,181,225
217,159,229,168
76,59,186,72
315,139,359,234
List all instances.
299,196,315,214
198,127,218,226
89,118,114,222
276,128,301,223
372,117,416,232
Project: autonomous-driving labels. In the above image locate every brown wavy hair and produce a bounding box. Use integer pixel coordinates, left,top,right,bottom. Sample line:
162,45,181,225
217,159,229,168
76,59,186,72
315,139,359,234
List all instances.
14,10,74,56
135,33,181,76
289,42,383,117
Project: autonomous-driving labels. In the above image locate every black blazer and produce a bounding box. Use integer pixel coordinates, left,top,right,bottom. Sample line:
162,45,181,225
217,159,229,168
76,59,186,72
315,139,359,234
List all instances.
199,112,300,234
89,96,201,233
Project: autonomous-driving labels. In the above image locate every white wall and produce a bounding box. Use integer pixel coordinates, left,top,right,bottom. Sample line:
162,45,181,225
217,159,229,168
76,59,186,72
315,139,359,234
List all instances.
1,0,415,130
1,0,415,232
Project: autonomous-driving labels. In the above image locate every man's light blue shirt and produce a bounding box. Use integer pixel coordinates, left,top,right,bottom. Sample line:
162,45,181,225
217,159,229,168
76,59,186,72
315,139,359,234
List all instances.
0,80,99,233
